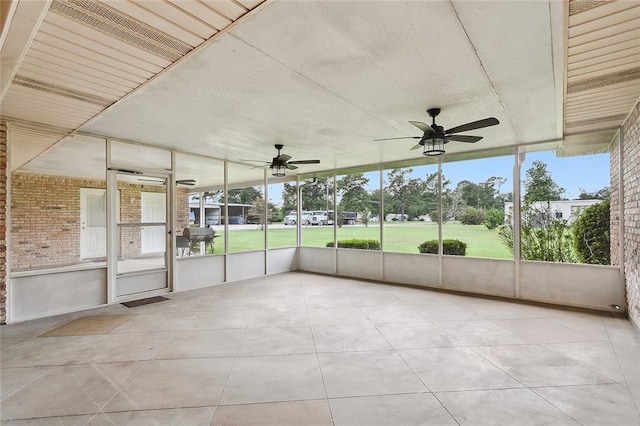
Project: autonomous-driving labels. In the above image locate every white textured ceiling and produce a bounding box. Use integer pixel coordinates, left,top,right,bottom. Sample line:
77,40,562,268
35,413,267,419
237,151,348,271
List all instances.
2,0,638,189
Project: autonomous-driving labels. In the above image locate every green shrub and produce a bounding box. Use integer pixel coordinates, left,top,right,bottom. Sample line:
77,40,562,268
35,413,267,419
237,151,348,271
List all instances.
572,200,610,265
459,207,485,225
499,203,576,263
418,239,467,256
326,239,380,250
484,208,504,230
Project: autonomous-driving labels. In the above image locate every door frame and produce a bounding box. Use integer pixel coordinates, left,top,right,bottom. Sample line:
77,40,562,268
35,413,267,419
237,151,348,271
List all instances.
106,167,175,303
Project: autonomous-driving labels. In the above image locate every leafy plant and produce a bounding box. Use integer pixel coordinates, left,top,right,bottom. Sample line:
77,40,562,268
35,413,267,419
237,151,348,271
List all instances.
418,239,467,256
458,207,485,225
484,208,504,230
572,200,610,264
499,202,576,263
326,239,380,250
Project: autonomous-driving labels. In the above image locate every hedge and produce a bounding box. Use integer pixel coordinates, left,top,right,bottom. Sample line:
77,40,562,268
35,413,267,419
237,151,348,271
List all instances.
418,239,467,256
326,239,380,250
572,200,610,265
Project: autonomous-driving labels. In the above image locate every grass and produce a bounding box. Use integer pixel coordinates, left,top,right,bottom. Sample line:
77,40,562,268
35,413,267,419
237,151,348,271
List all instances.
215,222,513,259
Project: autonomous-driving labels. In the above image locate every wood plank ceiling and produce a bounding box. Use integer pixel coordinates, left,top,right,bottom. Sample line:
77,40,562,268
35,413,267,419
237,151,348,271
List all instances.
1,0,265,169
563,0,640,156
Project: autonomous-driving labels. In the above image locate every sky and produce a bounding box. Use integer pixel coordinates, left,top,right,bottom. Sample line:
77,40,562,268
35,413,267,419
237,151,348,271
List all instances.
269,150,611,205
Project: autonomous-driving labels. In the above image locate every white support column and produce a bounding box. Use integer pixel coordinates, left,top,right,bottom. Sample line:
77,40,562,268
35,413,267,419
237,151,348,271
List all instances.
379,165,384,279
167,151,176,292
105,139,117,303
264,169,268,275
514,147,523,298
618,128,626,309
437,158,443,288
223,161,229,282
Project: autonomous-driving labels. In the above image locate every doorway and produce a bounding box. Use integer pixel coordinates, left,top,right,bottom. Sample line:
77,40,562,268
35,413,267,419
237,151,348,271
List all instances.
80,188,106,259
113,172,171,298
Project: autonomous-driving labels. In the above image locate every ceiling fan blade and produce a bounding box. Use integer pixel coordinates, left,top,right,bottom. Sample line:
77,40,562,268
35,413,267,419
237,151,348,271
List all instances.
239,159,270,164
409,121,434,133
410,143,423,150
374,136,421,141
445,117,499,134
276,154,292,162
176,179,196,186
447,134,483,143
288,159,320,165
286,164,299,170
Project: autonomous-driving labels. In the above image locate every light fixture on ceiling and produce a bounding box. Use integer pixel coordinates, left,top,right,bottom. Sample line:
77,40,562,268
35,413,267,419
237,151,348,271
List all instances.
423,136,446,156
271,163,287,177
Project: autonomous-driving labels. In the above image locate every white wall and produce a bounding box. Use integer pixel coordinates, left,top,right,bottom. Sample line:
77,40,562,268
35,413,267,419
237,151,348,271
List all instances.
443,256,515,298
10,268,107,322
383,252,439,288
176,255,225,291
267,247,298,274
227,251,266,282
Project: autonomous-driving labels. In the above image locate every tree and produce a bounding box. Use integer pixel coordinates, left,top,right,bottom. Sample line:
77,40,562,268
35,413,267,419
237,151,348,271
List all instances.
247,196,269,229
337,173,370,212
282,178,333,212
578,187,610,200
227,187,262,204
523,161,565,203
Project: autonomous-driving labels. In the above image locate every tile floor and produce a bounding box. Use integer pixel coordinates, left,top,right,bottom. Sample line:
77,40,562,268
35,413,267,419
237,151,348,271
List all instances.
1,272,639,425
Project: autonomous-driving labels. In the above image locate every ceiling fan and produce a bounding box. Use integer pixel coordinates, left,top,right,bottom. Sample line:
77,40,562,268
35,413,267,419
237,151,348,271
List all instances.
240,144,320,177
138,177,196,186
375,108,499,156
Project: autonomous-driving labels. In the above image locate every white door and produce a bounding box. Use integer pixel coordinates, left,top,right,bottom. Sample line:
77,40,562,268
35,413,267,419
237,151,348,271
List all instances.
81,188,106,259
141,192,166,254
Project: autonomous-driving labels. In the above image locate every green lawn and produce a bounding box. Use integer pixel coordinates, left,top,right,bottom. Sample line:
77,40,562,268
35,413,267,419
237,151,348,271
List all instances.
219,222,512,259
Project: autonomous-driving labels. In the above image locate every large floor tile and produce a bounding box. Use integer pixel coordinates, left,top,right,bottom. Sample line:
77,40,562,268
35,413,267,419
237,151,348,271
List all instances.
330,393,457,426
66,331,175,364
399,347,523,392
318,350,426,398
307,307,370,326
1,336,98,367
220,354,325,404
377,322,463,349
462,301,547,320
436,388,579,425
492,317,602,343
212,400,332,426
359,306,427,324
238,327,316,356
1,362,143,420
435,320,531,346
473,344,616,387
0,366,52,399
312,324,392,352
304,294,357,309
3,414,95,425
543,341,626,382
248,307,310,328
349,293,405,307
93,407,216,425
154,329,245,359
413,303,483,321
533,383,640,426
104,358,234,411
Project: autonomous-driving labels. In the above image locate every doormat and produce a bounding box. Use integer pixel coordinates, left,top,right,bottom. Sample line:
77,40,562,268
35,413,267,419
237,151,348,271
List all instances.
121,295,170,308
41,315,133,336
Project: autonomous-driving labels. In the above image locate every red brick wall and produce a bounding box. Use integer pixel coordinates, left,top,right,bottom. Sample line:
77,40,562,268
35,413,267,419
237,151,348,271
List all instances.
0,121,7,324
611,101,640,329
11,173,190,270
